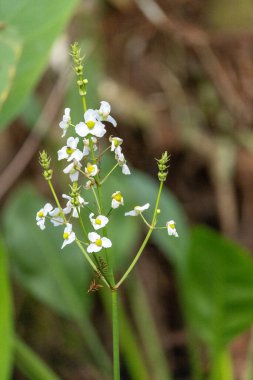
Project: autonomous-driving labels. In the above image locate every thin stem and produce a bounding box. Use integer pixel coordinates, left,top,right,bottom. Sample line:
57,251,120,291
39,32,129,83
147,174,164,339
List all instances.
76,208,88,240
98,145,111,159
112,291,120,380
100,163,119,185
75,239,111,288
140,213,152,229
82,95,87,113
91,187,101,213
47,180,67,223
116,181,164,288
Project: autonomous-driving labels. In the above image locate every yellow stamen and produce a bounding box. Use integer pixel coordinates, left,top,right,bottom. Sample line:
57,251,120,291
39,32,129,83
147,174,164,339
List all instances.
38,211,44,218
113,193,122,202
87,163,94,174
95,218,101,225
169,223,175,229
113,138,119,147
63,232,69,240
86,120,95,129
95,238,102,247
66,147,75,155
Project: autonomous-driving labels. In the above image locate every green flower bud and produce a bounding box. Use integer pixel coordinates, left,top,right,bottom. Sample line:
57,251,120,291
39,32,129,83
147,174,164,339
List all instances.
156,151,170,182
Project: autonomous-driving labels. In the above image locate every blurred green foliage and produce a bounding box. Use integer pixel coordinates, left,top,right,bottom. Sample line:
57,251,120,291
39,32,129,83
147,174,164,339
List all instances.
0,0,79,129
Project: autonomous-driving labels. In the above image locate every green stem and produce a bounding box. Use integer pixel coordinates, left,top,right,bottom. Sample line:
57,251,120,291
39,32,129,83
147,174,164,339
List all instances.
47,180,67,223
75,239,110,288
91,186,101,214
100,163,119,185
112,291,120,380
116,181,164,288
76,208,88,240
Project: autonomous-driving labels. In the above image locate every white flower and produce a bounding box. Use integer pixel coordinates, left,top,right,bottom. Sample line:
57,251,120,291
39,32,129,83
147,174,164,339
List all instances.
85,163,98,177
115,151,131,175
76,109,106,138
36,203,53,230
62,194,88,218
109,136,123,154
61,223,76,249
83,137,97,156
63,160,81,182
59,108,71,137
89,213,109,230
125,203,150,216
84,179,96,190
111,191,124,209
49,207,65,226
98,101,117,127
87,232,112,253
166,220,179,237
58,136,83,162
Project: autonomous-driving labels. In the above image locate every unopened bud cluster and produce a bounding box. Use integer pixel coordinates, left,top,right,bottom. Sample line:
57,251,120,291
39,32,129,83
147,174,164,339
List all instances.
39,150,53,180
69,182,82,207
70,42,88,96
156,151,170,182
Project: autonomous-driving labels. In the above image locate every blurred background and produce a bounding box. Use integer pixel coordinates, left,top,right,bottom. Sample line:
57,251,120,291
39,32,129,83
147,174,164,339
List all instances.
1,0,253,379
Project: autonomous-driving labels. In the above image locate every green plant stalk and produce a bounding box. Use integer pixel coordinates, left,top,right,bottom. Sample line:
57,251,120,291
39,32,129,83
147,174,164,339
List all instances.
116,181,164,288
76,207,88,239
77,62,120,380
209,348,234,380
14,335,61,380
101,290,150,380
112,291,120,380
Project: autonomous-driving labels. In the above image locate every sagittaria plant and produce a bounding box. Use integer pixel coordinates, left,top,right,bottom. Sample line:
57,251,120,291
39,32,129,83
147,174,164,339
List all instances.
36,42,178,380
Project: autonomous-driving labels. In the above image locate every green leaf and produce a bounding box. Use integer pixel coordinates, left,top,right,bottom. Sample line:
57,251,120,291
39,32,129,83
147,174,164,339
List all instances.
2,184,90,320
14,335,61,380
0,236,13,380
0,26,22,111
183,226,253,348
0,0,79,129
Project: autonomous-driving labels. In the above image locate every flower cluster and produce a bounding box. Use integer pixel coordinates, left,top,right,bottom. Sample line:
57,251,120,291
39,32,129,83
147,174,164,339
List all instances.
36,43,178,293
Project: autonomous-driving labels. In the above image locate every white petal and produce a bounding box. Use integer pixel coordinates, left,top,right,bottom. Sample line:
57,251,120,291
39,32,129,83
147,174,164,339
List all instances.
92,122,106,138
111,199,119,209
58,147,68,160
102,237,112,248
87,243,102,253
67,136,79,149
70,171,79,182
88,232,100,243
107,115,117,127
122,164,131,175
70,149,83,162
125,210,137,216
44,203,53,214
76,122,89,137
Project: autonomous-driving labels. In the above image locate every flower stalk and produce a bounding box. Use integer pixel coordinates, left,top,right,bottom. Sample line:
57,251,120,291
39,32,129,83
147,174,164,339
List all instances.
36,42,179,380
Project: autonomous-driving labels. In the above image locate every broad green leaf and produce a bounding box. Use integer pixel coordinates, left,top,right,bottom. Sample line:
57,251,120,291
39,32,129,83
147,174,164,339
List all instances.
183,226,253,348
14,335,61,380
0,26,22,111
2,184,90,320
0,0,79,129
0,236,13,380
